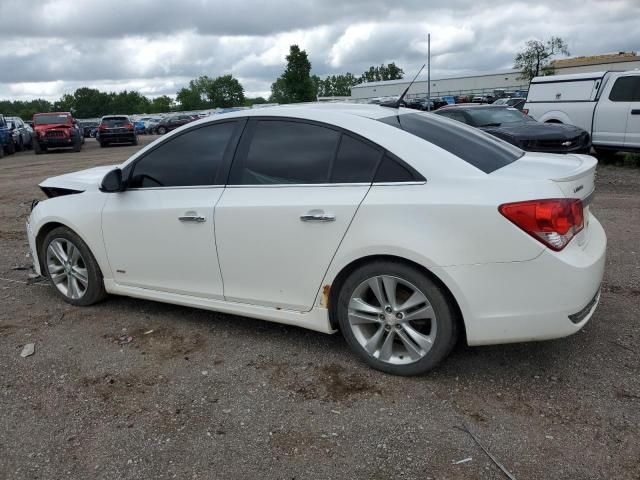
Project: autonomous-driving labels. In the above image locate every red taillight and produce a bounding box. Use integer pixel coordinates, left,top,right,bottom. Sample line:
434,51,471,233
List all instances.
522,108,529,115
126,123,134,130
99,124,108,131
499,199,584,251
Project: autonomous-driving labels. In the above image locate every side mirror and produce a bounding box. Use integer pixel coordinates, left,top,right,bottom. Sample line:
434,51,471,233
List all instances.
100,168,125,193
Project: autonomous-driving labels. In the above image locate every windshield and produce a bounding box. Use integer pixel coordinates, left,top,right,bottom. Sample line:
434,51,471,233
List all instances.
378,112,524,174
466,108,533,127
101,117,130,127
34,114,70,125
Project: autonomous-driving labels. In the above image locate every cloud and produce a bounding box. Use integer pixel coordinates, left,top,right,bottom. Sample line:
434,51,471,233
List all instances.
1,0,639,100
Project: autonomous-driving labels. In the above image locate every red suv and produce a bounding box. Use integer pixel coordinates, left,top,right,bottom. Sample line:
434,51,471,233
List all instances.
32,112,83,154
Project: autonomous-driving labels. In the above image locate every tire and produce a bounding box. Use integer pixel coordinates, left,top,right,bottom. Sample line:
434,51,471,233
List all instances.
41,226,107,306
99,141,107,148
6,140,15,155
157,126,167,135
0,144,4,158
132,135,138,146
16,138,24,152
34,141,44,155
72,135,82,152
336,261,458,376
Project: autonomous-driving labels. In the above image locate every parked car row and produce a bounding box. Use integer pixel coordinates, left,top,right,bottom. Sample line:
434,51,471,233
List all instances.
0,114,34,156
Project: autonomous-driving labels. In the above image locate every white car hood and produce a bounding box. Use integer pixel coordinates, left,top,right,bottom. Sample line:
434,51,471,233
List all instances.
39,165,118,191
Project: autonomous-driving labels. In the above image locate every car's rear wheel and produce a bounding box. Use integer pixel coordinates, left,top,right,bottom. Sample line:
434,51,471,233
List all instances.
132,135,138,146
16,138,24,152
337,261,458,375
157,126,167,135
6,140,15,155
99,141,107,148
42,227,107,306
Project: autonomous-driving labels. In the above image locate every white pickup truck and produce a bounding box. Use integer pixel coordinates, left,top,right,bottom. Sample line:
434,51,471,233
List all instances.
524,71,640,154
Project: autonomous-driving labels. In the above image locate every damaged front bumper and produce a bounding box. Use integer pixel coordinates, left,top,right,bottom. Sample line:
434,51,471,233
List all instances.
26,217,41,276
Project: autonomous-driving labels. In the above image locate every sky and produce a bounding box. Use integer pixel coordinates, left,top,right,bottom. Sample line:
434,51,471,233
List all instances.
1,0,639,101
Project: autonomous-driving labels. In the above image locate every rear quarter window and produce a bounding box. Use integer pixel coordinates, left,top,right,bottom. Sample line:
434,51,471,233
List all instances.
379,113,524,174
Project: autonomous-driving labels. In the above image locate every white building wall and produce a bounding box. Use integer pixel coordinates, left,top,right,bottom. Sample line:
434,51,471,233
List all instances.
350,59,640,101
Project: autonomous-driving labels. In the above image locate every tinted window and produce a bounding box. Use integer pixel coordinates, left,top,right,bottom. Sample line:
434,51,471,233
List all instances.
102,117,129,127
438,111,468,124
379,113,524,174
129,122,236,188
331,135,381,183
609,76,640,101
374,154,416,182
233,120,340,185
464,107,533,126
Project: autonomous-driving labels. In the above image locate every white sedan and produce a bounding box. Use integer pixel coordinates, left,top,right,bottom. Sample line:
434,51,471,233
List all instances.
26,104,606,375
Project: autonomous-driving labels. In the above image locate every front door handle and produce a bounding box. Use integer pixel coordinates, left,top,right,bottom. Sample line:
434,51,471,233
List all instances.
300,209,336,222
179,213,206,223
631,109,640,115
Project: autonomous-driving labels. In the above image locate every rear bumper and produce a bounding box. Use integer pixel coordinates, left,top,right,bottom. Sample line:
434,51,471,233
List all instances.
100,132,136,143
436,215,606,346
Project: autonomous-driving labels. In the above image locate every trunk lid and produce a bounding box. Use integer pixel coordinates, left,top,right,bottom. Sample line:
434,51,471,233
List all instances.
39,165,118,192
493,152,596,203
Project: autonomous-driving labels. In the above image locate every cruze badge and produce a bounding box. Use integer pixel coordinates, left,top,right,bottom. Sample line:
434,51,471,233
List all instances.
574,184,584,193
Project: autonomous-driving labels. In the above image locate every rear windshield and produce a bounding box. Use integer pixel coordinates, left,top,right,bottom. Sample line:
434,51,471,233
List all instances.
378,112,524,173
34,114,70,125
102,117,130,127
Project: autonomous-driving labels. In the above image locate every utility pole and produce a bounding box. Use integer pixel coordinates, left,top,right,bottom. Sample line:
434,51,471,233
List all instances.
427,33,431,111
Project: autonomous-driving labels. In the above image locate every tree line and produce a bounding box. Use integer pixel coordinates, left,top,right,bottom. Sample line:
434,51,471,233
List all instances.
0,44,404,119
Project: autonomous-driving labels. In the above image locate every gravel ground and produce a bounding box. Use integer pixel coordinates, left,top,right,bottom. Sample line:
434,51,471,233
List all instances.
1,137,639,480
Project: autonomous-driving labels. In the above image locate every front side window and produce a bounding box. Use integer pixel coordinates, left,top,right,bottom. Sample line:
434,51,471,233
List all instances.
129,122,236,188
609,76,640,102
231,120,341,185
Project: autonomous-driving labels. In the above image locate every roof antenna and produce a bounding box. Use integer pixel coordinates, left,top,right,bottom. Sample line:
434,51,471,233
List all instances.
380,64,426,108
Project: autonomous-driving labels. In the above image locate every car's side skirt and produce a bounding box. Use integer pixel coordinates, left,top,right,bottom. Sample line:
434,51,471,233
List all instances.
104,279,336,334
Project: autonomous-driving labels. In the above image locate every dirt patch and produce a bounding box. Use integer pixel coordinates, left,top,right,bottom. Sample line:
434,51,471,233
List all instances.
249,357,382,402
106,326,206,360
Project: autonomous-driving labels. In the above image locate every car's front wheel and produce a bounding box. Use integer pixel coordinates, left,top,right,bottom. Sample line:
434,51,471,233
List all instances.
42,227,107,306
337,261,458,376
157,126,167,135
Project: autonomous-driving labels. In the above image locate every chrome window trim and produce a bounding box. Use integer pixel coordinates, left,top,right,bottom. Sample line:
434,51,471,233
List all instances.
126,185,225,191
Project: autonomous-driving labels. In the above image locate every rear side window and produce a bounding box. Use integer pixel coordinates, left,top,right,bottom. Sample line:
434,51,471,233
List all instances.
331,135,382,183
609,76,640,101
379,113,524,174
129,122,236,188
231,120,340,185
374,153,416,182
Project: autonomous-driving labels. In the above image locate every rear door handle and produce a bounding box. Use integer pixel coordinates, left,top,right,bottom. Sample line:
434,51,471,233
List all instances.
631,109,640,115
300,209,336,222
179,212,206,223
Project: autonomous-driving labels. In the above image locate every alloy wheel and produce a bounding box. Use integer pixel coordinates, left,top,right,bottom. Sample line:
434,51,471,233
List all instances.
46,238,89,300
348,275,437,365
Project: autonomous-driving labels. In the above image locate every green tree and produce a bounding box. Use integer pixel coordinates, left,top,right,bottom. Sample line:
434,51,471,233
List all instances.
244,96,268,106
514,37,570,81
176,76,214,110
205,75,245,108
359,63,404,83
149,95,174,113
270,45,316,103
71,87,111,118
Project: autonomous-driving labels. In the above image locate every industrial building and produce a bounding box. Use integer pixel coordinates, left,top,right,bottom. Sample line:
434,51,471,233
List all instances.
350,52,640,101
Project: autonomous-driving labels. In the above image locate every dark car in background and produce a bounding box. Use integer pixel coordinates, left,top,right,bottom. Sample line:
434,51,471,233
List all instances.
97,115,138,147
435,104,591,154
32,112,83,154
0,114,14,157
80,121,98,138
7,117,34,151
405,96,449,111
155,114,196,134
